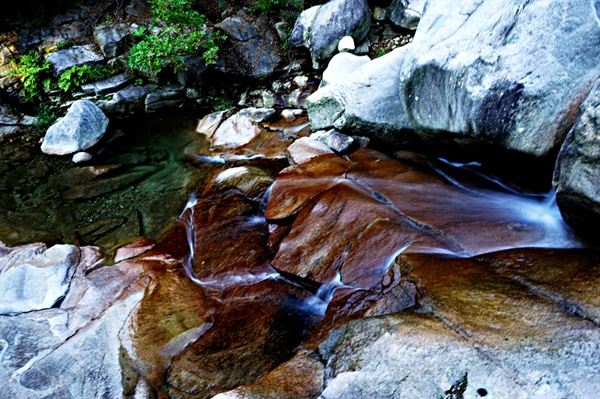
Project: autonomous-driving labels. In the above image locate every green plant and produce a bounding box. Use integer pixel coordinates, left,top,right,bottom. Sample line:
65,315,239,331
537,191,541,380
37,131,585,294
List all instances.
57,65,105,93
209,95,232,112
128,0,224,75
8,52,53,102
250,0,288,14
377,49,389,58
35,103,61,133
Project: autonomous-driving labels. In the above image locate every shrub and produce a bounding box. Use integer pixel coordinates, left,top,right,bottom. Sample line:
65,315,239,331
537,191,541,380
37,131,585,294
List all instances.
35,103,61,133
8,52,53,102
57,65,105,93
128,0,224,75
250,0,289,14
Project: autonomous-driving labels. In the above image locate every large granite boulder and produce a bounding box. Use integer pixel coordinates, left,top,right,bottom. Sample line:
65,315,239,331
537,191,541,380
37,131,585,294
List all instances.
400,0,600,161
553,79,600,235
307,46,416,145
41,100,109,155
290,0,371,69
93,22,130,58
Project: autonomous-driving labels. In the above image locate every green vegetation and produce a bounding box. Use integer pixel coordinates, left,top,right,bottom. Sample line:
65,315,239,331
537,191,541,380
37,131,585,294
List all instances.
58,65,105,93
8,52,53,102
128,0,225,76
209,95,233,112
250,0,289,14
35,103,61,133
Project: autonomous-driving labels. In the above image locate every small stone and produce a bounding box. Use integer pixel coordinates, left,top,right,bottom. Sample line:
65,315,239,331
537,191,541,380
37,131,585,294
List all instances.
294,76,309,87
262,90,275,108
338,36,355,52
281,109,304,121
373,6,388,21
72,152,92,164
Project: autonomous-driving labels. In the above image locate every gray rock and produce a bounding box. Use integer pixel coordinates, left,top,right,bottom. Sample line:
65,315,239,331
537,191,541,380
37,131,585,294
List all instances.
388,0,425,30
320,52,370,88
80,73,131,95
45,45,104,75
144,86,185,113
216,9,283,80
0,108,36,142
98,84,155,116
41,100,109,156
400,0,600,160
94,22,130,58
290,0,371,69
307,46,416,145
553,80,600,235
311,129,355,154
71,151,92,164
0,244,80,314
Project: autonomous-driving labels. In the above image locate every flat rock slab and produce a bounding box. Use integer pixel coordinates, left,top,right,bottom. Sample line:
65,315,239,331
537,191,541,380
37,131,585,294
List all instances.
45,44,104,75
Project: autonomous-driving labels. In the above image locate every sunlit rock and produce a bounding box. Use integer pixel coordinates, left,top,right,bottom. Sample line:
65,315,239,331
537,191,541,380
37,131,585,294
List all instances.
212,108,276,148
0,244,80,314
45,44,104,75
554,79,600,236
287,137,334,164
197,110,228,137
94,22,130,58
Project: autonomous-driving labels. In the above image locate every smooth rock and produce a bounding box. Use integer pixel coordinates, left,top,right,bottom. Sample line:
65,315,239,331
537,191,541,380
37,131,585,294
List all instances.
41,100,109,155
388,0,425,30
286,137,334,164
320,52,370,88
98,84,155,116
45,44,104,75
94,22,130,58
71,151,92,163
400,0,600,160
212,108,276,148
0,244,80,314
337,35,355,52
197,110,228,137
308,46,415,145
290,0,371,69
553,79,600,234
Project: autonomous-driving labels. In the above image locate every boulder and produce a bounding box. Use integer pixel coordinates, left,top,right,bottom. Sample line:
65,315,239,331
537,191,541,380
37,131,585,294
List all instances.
216,9,283,80
93,22,130,58
320,52,370,88
287,136,334,164
196,110,228,137
388,0,425,30
212,107,276,148
553,79,600,235
400,0,600,160
41,100,109,156
307,46,416,145
290,0,371,69
0,244,80,314
45,44,104,75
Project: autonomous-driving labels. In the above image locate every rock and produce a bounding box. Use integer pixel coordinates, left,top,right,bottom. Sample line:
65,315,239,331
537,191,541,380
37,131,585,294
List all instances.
212,108,276,148
93,22,130,58
290,0,371,69
98,84,155,116
311,129,355,154
388,0,425,30
400,0,600,160
337,36,355,52
307,46,416,145
144,86,185,113
71,151,92,163
373,6,387,21
80,73,131,95
281,109,304,121
553,80,600,235
41,100,109,156
286,137,334,164
45,44,104,75
114,237,155,263
216,9,283,80
320,52,370,88
0,244,80,314
0,108,36,142
208,166,275,197
196,110,228,137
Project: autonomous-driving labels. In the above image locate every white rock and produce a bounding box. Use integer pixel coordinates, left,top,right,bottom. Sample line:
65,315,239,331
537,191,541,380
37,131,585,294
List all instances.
0,244,80,314
321,52,371,88
338,36,356,52
212,108,276,148
197,110,227,137
72,151,92,163
287,137,334,164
